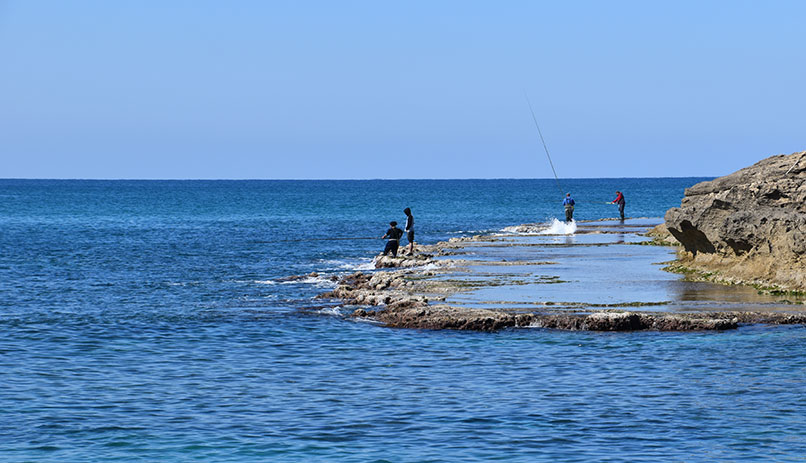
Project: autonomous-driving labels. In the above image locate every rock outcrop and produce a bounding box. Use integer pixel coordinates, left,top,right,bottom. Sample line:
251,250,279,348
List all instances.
665,151,806,291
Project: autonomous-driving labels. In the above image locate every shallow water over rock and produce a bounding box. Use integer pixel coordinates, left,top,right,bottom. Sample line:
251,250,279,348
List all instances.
440,219,803,311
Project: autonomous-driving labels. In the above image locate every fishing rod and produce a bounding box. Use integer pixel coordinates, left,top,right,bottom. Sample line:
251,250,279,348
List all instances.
524,91,564,198
258,237,378,243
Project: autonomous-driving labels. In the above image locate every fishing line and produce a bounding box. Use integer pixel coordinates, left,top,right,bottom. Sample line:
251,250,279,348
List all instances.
524,91,564,197
255,237,378,243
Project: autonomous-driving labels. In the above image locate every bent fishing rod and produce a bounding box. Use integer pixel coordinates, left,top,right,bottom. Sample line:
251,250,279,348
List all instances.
524,91,564,198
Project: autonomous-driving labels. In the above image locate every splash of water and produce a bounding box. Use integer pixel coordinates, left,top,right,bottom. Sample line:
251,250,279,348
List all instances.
538,218,577,235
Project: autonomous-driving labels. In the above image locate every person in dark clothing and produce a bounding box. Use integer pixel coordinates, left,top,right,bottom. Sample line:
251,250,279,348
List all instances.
403,207,415,255
562,193,575,222
611,191,626,220
381,221,404,257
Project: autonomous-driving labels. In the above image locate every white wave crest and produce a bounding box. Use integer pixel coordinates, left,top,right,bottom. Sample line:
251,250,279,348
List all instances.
281,275,338,288
254,280,276,285
538,218,577,235
318,306,343,316
501,219,576,235
319,258,375,271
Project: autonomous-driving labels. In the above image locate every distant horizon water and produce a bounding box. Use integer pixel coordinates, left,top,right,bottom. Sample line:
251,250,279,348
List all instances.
0,175,713,181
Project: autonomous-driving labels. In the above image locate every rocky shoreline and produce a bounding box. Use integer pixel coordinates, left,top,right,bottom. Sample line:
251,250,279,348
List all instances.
321,271,806,332
312,222,806,332
308,152,806,332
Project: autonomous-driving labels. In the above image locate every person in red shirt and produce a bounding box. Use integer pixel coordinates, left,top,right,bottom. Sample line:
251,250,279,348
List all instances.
611,191,626,220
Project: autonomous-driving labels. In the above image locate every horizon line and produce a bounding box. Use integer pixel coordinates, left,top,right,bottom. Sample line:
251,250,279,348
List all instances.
0,175,715,181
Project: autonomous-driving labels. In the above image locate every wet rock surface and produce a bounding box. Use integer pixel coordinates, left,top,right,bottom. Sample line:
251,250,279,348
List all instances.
373,253,437,268
665,151,806,291
318,254,806,332
347,294,806,332
315,209,806,332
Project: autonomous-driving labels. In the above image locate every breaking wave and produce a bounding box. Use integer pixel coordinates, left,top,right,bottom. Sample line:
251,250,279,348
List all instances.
538,218,577,235
282,275,338,288
318,258,375,271
501,219,577,235
317,306,343,316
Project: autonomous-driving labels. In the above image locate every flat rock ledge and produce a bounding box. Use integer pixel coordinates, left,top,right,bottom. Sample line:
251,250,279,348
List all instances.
314,213,806,332
320,270,806,332
354,306,806,332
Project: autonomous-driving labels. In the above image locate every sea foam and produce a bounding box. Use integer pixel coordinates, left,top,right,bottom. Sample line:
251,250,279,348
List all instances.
317,306,343,316
538,218,577,235
284,276,338,288
501,219,577,235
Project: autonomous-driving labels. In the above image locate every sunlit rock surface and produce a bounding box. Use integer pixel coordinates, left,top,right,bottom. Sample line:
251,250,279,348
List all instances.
665,151,806,291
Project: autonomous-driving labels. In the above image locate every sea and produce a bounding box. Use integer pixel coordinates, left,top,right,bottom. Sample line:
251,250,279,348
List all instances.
2,178,805,462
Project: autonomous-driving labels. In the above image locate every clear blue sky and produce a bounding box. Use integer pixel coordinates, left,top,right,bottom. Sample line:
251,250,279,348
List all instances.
1,1,804,179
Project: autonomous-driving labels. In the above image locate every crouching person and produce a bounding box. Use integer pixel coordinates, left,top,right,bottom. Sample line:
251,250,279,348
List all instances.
381,221,404,257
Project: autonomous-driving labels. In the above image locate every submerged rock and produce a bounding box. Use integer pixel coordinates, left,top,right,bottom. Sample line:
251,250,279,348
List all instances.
665,151,806,291
277,272,320,282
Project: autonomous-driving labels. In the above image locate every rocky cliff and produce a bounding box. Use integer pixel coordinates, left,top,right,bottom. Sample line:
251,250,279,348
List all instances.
665,151,806,291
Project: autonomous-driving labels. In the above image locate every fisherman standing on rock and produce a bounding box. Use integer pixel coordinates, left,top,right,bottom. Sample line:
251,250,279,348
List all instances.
563,193,575,222
611,190,626,220
403,207,415,255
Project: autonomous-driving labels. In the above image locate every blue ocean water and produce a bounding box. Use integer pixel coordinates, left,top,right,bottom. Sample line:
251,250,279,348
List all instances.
2,178,805,462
